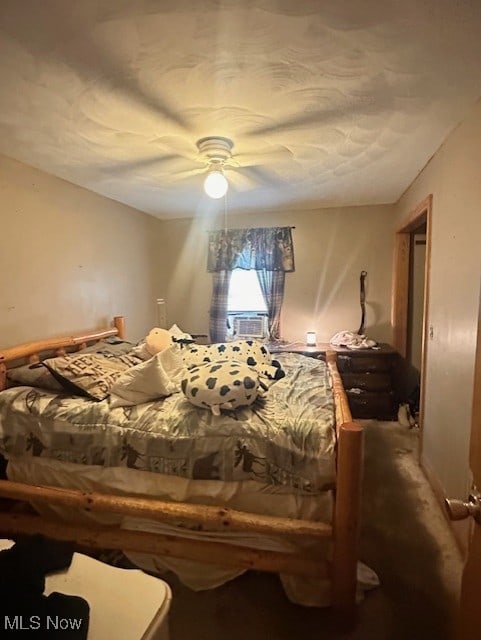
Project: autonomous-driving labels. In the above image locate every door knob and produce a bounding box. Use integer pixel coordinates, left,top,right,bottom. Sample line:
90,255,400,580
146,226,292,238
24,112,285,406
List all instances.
444,492,481,523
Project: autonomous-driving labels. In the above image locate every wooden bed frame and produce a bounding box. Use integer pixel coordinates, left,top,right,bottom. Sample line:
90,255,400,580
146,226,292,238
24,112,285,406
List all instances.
0,316,363,620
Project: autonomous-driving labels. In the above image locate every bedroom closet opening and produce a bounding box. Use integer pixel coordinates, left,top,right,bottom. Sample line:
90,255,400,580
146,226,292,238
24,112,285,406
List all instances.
405,222,427,419
392,195,432,432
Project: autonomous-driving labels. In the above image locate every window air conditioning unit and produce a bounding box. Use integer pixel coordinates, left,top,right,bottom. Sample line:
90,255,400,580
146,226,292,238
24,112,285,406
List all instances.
233,316,268,339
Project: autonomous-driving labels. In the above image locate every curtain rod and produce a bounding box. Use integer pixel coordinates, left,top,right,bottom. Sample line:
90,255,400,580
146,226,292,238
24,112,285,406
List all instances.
206,226,296,231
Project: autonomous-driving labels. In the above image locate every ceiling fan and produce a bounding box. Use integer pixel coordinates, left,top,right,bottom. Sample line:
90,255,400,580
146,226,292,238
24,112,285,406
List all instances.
96,135,288,197
163,135,288,198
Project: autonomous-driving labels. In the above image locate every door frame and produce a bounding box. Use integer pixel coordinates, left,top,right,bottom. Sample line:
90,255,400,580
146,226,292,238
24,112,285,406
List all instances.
392,194,432,431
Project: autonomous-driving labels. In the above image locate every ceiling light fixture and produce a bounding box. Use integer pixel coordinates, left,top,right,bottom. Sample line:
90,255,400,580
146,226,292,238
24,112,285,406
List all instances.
204,168,228,199
197,136,233,199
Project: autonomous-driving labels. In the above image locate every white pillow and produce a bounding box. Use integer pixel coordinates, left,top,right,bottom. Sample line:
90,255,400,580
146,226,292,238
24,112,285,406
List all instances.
168,324,193,341
109,346,185,407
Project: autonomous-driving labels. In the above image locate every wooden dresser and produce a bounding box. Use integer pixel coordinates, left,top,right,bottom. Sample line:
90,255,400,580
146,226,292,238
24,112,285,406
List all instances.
269,342,400,420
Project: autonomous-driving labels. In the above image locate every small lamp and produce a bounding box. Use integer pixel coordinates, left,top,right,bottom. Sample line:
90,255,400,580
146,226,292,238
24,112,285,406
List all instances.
204,169,228,199
306,331,317,347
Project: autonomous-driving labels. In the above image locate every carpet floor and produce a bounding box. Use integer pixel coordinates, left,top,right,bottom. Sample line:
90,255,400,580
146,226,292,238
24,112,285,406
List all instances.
160,420,463,640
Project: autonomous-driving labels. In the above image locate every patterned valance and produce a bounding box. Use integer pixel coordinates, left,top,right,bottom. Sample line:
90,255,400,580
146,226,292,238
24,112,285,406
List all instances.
207,227,295,272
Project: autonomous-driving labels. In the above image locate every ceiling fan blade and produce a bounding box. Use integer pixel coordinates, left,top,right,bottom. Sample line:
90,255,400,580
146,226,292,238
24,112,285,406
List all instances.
226,165,282,192
232,145,293,167
241,165,283,187
170,167,206,181
226,170,258,192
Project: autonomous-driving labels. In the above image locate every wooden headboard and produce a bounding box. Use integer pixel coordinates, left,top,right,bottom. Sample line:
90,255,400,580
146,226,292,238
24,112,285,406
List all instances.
0,316,125,391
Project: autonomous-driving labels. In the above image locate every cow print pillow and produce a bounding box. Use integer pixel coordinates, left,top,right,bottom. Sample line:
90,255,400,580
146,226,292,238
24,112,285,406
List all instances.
181,359,263,416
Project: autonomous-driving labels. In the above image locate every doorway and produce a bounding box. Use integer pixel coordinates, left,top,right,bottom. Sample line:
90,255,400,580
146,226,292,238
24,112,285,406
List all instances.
392,195,432,430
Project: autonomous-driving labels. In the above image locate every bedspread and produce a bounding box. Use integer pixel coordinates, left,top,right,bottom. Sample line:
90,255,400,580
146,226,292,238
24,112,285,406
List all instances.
0,353,335,494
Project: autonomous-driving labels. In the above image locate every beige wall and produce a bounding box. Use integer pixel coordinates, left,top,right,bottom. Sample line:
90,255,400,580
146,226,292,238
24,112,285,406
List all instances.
394,100,481,518
154,205,395,344
0,154,159,346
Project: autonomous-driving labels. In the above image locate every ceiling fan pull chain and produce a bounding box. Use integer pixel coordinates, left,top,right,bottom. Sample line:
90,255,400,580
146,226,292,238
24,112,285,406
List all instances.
224,192,228,232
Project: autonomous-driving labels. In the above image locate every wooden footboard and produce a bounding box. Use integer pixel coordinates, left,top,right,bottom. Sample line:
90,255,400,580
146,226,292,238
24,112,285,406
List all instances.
0,483,332,578
0,320,363,620
326,351,364,618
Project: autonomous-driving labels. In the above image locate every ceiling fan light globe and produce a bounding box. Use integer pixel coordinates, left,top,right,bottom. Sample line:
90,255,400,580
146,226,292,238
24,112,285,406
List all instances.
204,170,228,199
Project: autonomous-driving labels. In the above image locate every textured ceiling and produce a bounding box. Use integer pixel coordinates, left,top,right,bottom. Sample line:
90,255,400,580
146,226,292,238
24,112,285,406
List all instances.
0,0,480,219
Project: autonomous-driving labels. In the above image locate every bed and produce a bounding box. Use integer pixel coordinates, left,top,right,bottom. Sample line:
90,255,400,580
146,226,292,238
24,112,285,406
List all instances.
0,316,363,619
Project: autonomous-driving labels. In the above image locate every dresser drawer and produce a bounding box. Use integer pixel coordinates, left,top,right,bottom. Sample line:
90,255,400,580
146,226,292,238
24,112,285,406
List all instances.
337,353,395,373
346,391,397,419
341,372,392,392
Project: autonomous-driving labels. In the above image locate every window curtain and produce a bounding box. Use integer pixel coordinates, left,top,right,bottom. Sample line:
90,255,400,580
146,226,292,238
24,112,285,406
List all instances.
207,227,294,341
207,227,295,272
209,270,232,343
256,269,285,340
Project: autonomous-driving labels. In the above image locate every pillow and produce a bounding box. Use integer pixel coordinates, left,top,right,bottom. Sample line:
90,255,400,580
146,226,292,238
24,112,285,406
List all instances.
130,340,152,361
109,346,186,408
168,324,193,341
6,363,64,392
181,359,261,416
5,338,136,392
43,353,139,401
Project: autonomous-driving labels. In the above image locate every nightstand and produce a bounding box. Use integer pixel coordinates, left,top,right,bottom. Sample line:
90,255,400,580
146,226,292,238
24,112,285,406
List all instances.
269,342,400,420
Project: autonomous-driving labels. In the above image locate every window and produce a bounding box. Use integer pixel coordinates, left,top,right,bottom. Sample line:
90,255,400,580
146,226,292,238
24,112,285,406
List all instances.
207,227,293,342
227,269,267,313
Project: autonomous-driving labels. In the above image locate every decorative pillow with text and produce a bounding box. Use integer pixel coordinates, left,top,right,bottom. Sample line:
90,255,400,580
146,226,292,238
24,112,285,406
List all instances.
43,352,140,401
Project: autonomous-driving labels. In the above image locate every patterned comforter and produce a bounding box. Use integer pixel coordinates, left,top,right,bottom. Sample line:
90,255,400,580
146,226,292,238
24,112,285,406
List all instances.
0,353,336,494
